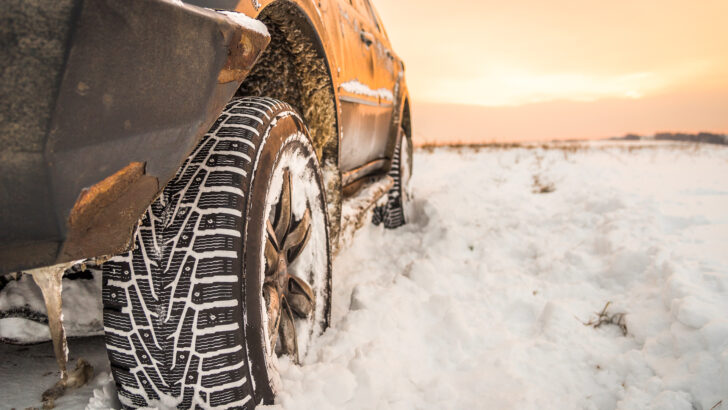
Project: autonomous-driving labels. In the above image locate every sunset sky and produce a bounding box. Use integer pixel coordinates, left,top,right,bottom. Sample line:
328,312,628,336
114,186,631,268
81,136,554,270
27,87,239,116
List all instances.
372,0,728,142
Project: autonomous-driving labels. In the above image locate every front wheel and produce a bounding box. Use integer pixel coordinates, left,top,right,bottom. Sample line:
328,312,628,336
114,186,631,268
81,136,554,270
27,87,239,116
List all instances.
102,98,331,409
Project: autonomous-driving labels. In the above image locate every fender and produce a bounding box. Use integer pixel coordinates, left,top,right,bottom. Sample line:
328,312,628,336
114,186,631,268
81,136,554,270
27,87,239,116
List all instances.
237,0,345,162
386,67,412,168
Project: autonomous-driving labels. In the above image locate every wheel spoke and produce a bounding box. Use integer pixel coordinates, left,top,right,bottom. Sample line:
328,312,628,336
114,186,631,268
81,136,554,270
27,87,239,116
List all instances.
265,221,279,276
283,208,311,262
287,228,311,264
264,167,320,364
278,296,300,364
274,169,292,243
263,285,281,350
266,220,280,250
287,275,315,318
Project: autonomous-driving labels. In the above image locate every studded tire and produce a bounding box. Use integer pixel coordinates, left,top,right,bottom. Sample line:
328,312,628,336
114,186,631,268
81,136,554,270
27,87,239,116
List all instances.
374,129,413,229
102,97,331,409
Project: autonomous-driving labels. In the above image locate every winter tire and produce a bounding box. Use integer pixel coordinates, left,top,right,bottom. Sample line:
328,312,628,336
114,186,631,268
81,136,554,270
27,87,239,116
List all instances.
102,97,331,409
373,129,413,229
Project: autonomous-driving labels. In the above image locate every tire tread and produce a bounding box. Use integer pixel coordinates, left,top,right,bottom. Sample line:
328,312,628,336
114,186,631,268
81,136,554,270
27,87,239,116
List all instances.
103,98,300,409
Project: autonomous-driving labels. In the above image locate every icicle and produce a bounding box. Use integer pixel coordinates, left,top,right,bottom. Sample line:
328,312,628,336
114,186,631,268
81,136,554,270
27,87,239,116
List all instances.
27,261,95,409
29,262,74,381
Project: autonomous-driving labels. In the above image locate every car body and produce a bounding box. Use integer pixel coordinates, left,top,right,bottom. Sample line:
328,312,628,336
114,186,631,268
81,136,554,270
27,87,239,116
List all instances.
0,0,411,274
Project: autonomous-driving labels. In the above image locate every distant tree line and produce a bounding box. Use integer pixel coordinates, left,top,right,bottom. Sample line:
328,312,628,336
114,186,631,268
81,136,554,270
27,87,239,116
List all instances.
614,132,727,145
654,132,727,145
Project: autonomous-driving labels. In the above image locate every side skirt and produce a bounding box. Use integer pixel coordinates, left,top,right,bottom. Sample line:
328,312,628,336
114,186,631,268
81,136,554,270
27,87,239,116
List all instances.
337,175,394,253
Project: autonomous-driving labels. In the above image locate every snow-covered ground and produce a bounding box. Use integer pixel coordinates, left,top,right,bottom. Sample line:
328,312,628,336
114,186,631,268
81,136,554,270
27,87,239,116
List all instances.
2,141,727,409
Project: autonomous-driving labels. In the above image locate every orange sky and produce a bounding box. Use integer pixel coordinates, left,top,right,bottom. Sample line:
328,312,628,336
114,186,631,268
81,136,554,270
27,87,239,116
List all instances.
372,0,728,142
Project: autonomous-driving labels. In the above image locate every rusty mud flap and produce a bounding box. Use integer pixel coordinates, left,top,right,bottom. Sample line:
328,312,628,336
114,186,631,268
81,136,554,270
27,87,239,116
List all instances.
0,0,269,274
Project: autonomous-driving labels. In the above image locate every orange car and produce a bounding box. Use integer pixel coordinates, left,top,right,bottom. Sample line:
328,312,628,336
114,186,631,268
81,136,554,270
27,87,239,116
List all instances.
1,0,411,407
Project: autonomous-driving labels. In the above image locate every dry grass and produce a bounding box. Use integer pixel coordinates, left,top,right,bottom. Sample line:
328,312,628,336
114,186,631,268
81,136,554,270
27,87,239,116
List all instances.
414,140,713,154
416,140,525,152
416,141,598,153
532,175,556,194
581,301,628,336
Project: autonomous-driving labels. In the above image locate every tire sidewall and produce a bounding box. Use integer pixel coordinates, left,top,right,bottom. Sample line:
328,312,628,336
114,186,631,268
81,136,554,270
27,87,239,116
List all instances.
242,112,331,404
397,132,413,225
399,133,413,203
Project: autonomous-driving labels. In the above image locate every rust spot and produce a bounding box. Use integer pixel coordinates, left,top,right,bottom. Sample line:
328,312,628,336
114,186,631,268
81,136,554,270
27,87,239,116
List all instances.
76,81,90,96
61,162,159,261
102,93,113,108
69,162,145,227
218,27,270,84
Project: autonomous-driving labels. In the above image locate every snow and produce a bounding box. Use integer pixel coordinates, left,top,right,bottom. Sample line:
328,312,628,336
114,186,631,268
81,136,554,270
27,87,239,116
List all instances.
218,10,270,37
340,80,394,102
1,141,727,409
0,270,103,343
275,141,728,410
0,336,113,409
158,1,270,37
339,175,393,250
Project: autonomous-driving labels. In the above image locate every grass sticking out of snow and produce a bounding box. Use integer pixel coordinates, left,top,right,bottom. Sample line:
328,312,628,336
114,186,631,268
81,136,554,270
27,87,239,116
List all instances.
582,301,628,336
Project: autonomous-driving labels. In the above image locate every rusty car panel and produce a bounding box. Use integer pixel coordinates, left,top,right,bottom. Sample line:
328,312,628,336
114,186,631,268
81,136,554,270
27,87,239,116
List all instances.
0,0,269,273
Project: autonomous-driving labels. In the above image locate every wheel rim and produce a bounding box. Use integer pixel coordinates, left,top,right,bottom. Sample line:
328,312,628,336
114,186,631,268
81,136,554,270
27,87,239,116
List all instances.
400,135,412,210
263,168,315,363
258,141,329,376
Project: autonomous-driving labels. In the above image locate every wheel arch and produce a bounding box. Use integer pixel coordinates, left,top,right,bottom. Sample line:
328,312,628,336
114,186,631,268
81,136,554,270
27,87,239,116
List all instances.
238,0,344,245
399,95,413,182
401,96,413,143
387,81,412,164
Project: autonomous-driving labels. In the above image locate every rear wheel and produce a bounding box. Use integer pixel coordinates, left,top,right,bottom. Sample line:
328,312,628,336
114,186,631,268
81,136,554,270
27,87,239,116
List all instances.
373,129,413,228
102,97,330,409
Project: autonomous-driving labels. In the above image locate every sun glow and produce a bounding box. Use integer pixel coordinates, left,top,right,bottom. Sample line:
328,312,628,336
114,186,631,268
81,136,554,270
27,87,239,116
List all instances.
373,0,728,108
418,70,664,107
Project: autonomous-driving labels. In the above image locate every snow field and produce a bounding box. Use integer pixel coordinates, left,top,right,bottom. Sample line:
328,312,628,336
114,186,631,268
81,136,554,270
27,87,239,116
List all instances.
272,142,728,410
0,141,726,409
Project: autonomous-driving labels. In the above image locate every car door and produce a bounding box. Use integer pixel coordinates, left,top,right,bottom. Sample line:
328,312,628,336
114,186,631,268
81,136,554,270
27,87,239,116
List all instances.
361,0,397,102
360,0,400,164
338,0,393,180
